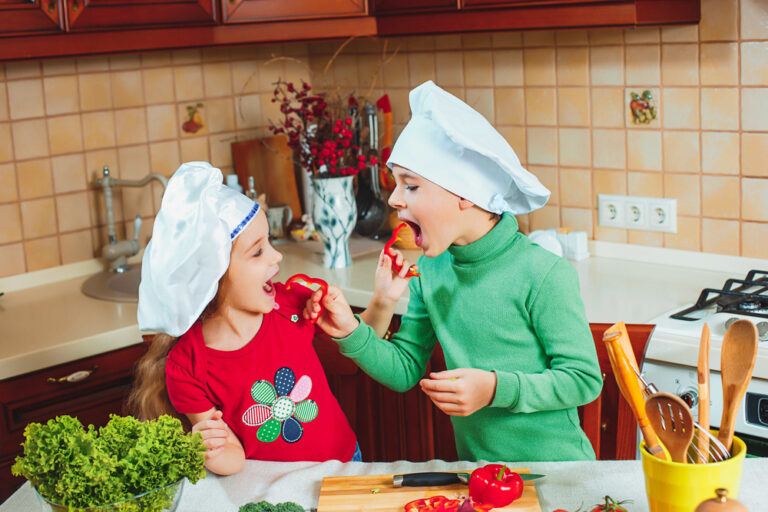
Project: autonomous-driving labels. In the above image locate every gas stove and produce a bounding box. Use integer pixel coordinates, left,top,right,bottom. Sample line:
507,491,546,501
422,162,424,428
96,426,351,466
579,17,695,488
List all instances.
642,269,768,454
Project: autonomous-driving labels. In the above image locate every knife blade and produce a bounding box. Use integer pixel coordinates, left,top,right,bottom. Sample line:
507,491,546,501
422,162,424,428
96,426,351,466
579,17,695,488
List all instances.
392,472,545,487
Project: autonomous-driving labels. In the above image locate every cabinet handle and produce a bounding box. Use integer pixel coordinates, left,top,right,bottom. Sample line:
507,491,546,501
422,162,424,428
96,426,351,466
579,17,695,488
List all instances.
47,365,98,384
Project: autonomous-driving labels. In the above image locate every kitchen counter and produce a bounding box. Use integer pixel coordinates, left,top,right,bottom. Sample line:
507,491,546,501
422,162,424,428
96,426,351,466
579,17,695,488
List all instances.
2,457,767,511
0,237,762,380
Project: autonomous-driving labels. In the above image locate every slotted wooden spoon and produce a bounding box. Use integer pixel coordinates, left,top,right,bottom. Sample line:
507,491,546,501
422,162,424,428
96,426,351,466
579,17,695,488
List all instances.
646,392,695,463
718,319,759,452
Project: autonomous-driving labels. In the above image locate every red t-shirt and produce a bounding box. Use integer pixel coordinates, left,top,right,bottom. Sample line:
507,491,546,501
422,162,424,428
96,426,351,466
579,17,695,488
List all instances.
165,283,357,462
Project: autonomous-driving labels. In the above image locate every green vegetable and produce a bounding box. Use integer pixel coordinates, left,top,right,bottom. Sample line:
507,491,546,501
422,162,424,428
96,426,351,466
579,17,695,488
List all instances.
238,501,304,512
12,414,205,511
275,502,304,512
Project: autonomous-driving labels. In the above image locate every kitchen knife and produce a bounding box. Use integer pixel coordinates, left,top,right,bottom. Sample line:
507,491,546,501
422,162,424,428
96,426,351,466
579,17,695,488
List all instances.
392,472,545,487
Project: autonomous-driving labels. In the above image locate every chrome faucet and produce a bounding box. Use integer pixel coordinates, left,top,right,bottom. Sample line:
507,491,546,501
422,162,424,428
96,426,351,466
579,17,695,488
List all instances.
97,165,168,273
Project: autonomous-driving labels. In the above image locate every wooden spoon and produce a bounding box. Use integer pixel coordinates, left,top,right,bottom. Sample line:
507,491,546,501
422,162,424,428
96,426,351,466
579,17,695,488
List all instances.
697,323,710,463
718,319,759,452
646,393,695,463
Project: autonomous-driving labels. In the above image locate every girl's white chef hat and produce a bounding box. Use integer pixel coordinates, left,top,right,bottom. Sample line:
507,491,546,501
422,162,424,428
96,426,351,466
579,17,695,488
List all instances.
387,80,550,214
138,162,259,337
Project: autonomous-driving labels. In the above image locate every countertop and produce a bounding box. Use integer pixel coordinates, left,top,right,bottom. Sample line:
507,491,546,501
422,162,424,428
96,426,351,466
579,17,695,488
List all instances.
0,236,762,381
2,458,767,511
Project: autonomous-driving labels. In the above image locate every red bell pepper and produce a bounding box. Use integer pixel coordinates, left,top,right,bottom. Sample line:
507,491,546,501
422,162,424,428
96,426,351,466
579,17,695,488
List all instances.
384,223,421,277
284,274,328,323
468,464,524,508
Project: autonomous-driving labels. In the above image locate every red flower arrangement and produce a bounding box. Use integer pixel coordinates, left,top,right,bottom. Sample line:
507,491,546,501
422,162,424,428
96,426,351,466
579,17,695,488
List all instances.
268,80,378,177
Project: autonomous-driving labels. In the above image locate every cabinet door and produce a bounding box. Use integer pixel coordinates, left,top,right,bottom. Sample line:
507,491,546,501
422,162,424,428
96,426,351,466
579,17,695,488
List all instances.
0,0,64,36
373,0,455,16
66,0,216,31
224,0,367,24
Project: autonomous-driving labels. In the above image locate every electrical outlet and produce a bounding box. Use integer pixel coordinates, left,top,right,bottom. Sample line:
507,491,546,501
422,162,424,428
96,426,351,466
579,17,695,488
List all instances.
625,197,648,229
598,194,625,228
647,198,677,233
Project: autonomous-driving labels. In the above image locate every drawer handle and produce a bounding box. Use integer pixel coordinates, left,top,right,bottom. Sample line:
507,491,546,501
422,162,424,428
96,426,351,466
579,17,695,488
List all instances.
47,365,98,384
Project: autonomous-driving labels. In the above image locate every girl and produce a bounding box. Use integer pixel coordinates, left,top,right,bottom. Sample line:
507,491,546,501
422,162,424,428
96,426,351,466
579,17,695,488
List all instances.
308,81,603,463
129,162,414,475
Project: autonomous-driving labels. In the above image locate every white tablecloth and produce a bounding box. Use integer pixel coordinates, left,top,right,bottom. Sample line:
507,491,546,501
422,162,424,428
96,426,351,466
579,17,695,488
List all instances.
3,458,767,511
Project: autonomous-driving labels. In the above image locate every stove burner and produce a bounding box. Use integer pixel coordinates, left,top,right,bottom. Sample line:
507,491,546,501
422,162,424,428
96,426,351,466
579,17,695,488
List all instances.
671,270,768,321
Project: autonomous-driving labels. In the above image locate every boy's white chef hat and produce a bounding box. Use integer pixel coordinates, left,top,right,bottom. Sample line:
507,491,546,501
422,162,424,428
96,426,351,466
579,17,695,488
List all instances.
387,80,550,214
138,162,259,337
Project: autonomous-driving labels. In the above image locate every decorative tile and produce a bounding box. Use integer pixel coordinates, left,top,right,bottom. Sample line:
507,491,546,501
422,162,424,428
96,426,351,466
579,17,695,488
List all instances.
627,130,662,171
591,88,624,127
464,50,493,87
701,88,739,131
625,45,660,86
51,154,86,194
741,88,768,132
558,88,589,126
593,129,626,169
44,76,79,116
556,47,588,86
664,173,700,215
0,163,17,202
661,44,698,86
146,104,178,141
143,68,175,105
703,132,739,175
702,176,739,218
525,88,556,125
700,43,739,86
78,73,112,111
663,131,700,173
626,88,658,126
661,88,698,130
494,88,525,126
180,103,206,136
559,168,591,207
742,222,768,258
17,158,53,199
408,52,436,87
558,128,590,167
48,115,84,155
492,50,522,87
742,178,768,221
663,216,700,251
0,203,22,243
700,0,738,41
56,192,91,231
0,243,25,277
24,236,61,271
702,219,739,256
740,42,768,86
60,230,94,264
741,0,768,39
7,79,45,120
20,197,56,238
523,48,556,86
12,119,49,160
526,127,557,165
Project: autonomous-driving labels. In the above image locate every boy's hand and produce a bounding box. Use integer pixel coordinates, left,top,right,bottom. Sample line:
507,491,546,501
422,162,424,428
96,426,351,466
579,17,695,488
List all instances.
419,369,497,417
374,248,417,304
191,409,229,459
305,285,360,338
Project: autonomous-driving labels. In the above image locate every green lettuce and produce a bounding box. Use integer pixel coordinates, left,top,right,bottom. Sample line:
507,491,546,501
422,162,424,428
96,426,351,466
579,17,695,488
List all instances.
12,414,205,511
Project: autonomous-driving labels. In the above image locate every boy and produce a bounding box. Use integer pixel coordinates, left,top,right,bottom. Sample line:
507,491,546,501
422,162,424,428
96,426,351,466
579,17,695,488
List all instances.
312,81,602,462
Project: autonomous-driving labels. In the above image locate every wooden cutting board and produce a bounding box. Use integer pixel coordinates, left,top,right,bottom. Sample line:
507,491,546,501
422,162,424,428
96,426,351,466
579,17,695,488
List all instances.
232,134,303,220
317,470,541,512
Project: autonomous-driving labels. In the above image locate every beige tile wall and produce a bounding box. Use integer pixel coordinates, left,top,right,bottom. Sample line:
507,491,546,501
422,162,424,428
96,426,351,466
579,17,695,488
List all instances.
1,0,767,277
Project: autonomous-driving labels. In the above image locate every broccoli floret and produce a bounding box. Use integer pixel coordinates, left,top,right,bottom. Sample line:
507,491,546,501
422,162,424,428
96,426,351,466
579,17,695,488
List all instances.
239,501,277,512
275,502,304,512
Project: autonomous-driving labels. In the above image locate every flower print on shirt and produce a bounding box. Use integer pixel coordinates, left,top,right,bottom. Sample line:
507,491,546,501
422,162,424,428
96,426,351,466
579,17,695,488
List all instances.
242,366,319,443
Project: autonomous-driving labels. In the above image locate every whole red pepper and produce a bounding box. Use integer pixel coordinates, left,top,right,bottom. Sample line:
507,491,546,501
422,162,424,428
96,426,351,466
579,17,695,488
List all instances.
284,273,328,323
384,223,421,277
468,464,524,508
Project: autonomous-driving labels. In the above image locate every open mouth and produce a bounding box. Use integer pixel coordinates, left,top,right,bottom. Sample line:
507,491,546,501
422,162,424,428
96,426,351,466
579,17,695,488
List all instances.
263,269,279,297
401,219,424,247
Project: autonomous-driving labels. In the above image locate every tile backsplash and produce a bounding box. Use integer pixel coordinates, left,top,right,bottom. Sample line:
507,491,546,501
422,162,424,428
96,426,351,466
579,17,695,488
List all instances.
1,0,767,277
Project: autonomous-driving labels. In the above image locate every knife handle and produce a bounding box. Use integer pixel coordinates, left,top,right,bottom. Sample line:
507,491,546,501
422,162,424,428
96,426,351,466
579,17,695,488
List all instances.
395,473,462,487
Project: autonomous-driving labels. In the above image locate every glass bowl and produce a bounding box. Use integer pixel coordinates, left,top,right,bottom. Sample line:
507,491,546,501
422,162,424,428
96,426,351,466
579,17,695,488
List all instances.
33,479,185,512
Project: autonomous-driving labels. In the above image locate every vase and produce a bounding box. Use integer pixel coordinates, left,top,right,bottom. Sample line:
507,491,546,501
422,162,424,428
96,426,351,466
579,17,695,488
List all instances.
312,175,356,268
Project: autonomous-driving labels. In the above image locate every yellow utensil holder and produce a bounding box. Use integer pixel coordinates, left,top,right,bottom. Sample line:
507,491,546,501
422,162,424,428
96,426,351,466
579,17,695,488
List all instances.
640,433,746,512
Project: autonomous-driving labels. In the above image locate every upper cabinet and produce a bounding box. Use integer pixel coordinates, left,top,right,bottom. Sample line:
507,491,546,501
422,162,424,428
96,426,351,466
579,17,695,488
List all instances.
65,0,217,31
224,0,367,23
371,0,455,16
0,0,64,36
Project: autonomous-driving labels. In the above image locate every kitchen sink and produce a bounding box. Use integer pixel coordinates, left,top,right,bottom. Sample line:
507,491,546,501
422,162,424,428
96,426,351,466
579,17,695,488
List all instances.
81,264,141,302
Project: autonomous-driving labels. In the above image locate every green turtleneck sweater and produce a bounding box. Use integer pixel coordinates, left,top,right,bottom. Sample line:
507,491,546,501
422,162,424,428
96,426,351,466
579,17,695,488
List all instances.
335,213,603,462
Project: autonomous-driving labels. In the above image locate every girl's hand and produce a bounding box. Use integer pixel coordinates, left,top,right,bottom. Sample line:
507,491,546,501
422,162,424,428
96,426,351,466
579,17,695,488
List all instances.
374,248,417,304
190,409,229,459
305,285,359,338
419,369,497,417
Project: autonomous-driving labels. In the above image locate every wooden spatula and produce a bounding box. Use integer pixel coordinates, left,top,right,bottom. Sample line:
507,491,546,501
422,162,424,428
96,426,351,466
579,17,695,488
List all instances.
646,393,695,463
697,323,710,463
718,319,759,452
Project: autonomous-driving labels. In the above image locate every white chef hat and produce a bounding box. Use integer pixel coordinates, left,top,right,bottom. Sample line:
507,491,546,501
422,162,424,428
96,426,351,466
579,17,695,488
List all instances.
387,80,550,215
137,162,259,336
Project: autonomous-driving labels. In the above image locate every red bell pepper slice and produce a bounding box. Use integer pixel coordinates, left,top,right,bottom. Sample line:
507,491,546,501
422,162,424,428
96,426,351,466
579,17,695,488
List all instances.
384,223,421,277
284,274,328,323
468,464,524,508
404,496,448,512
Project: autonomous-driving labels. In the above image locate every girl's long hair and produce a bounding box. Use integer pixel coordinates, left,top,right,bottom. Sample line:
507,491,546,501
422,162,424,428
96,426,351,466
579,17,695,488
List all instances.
127,297,219,426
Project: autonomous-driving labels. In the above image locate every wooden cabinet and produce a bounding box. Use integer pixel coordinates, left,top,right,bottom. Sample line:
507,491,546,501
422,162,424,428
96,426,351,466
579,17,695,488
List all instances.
65,0,217,31
224,0,367,24
372,0,455,16
0,342,147,501
0,0,64,36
